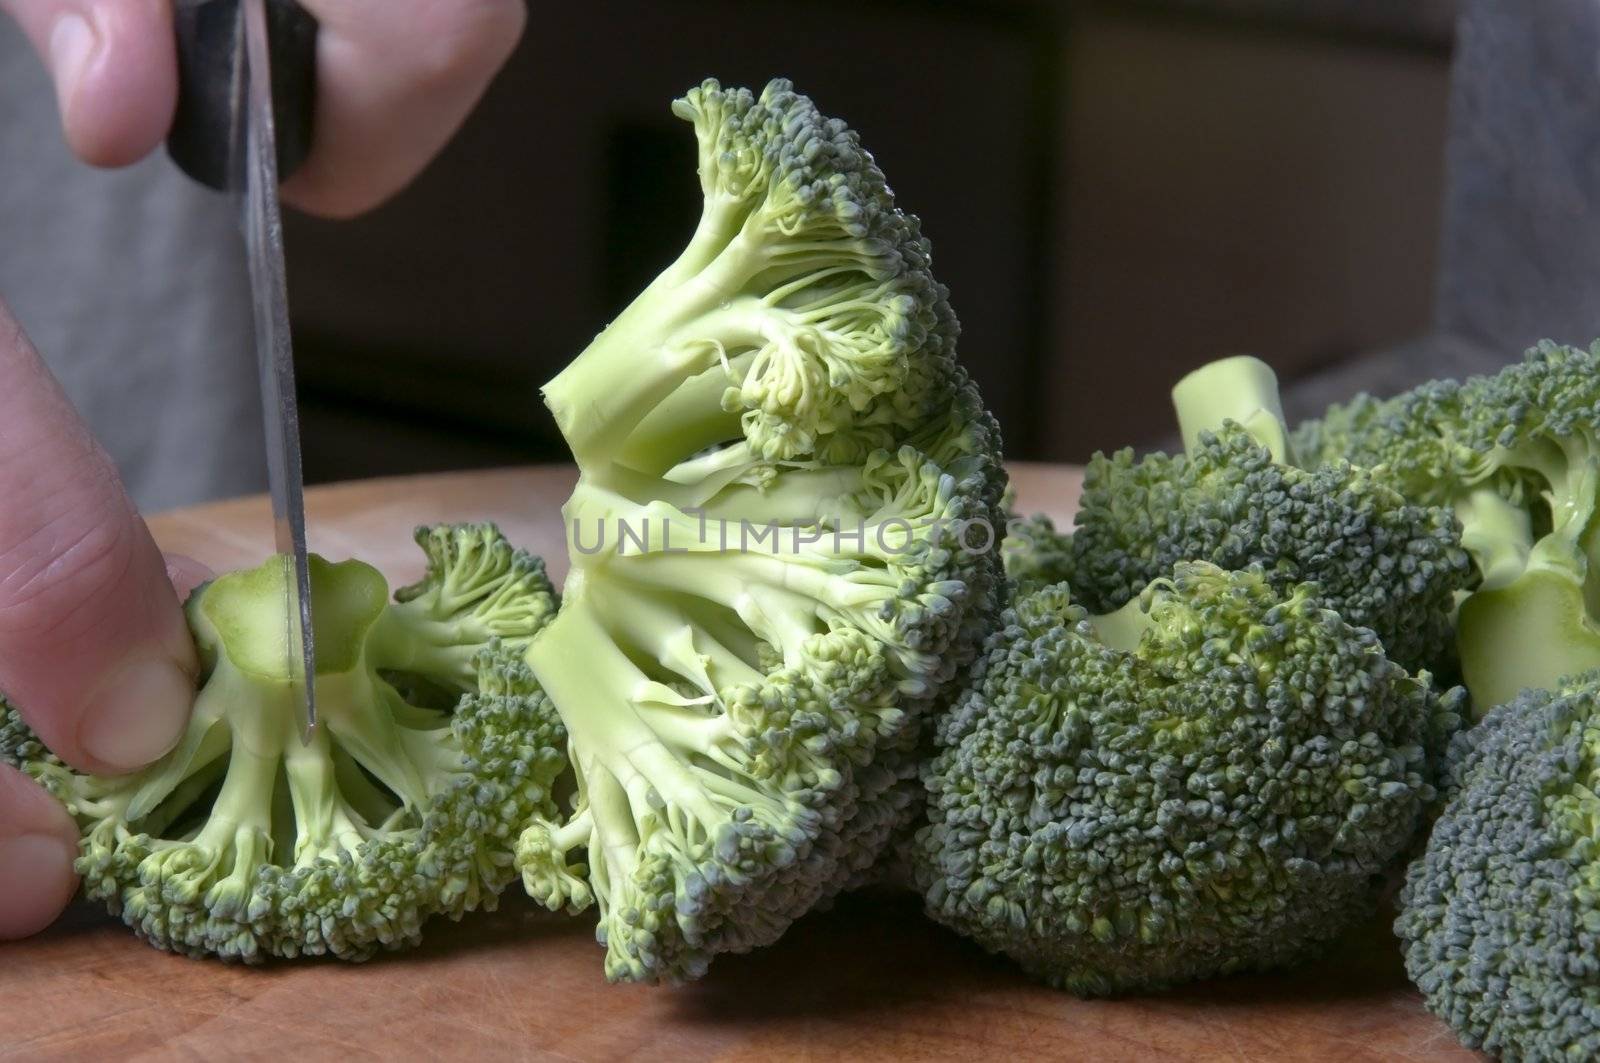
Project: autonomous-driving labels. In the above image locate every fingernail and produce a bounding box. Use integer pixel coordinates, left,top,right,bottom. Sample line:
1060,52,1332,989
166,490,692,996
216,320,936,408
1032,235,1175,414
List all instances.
79,659,192,773
0,833,79,940
48,13,97,116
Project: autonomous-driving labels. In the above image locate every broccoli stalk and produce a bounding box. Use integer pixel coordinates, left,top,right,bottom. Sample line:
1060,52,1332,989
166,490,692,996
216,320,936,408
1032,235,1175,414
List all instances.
515,78,1006,984
2,523,566,962
1170,354,1292,463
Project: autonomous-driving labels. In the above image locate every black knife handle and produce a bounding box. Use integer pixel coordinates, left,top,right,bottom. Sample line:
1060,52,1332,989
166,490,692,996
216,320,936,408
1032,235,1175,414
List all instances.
166,0,318,191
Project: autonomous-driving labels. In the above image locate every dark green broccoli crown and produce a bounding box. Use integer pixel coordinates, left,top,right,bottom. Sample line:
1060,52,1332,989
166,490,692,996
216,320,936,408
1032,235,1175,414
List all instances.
914,565,1462,995
1397,673,1600,1061
1290,391,1394,471
1293,341,1600,511
1455,341,1600,513
1289,385,1471,503
1065,425,1472,675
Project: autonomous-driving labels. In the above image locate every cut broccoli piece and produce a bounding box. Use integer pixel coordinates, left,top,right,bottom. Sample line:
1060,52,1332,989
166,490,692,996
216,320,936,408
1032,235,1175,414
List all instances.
2,523,566,962
1396,672,1600,1060
914,564,1463,995
1292,341,1600,711
515,78,1006,984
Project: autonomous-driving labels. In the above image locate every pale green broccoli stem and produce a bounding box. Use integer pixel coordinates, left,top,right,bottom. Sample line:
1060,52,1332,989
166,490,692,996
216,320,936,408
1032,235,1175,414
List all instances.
319,671,458,811
660,438,763,486
519,810,595,913
1458,573,1600,711
597,454,868,529
1454,485,1535,591
591,583,767,693
1454,436,1600,711
544,599,803,866
615,354,755,476
686,467,872,527
366,609,481,689
284,736,372,864
527,599,779,847
543,295,746,471
577,759,642,908
1089,595,1157,653
546,199,891,471
331,745,407,828
543,218,786,470
159,671,281,892
124,755,230,838
609,549,917,674
1170,355,1292,464
120,695,235,822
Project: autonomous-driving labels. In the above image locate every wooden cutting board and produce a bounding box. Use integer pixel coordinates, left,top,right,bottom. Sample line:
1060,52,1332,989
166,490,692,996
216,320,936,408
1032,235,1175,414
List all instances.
0,464,1476,1062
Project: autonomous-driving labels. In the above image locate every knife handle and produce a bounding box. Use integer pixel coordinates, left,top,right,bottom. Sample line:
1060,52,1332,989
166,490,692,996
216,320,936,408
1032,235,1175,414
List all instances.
166,0,318,191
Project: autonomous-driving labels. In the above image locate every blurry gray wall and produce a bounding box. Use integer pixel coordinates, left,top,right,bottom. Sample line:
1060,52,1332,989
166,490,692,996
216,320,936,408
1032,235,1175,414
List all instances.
1282,0,1600,421
14,0,1546,501
283,0,1465,478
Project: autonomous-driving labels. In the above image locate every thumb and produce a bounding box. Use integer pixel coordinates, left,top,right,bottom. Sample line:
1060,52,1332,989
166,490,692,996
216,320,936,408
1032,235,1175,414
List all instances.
0,301,197,776
0,0,176,167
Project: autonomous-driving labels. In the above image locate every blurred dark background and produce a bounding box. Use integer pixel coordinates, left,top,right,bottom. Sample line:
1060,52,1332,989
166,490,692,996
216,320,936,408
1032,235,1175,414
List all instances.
285,0,1459,481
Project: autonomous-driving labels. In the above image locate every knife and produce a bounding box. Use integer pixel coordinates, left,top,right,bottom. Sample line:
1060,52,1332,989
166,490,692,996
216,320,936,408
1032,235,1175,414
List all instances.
166,0,320,743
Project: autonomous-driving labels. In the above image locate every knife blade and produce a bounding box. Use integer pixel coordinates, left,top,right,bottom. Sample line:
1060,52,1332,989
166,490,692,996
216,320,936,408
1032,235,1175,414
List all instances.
167,0,320,742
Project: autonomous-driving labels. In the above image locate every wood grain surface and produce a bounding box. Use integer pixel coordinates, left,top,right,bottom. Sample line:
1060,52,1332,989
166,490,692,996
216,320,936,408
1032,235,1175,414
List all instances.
0,463,1477,1062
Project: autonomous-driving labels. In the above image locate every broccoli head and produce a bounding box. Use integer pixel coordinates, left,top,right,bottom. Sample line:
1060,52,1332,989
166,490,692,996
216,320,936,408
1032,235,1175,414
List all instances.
2,523,567,962
1292,341,1600,711
1000,507,1075,593
914,563,1463,995
516,78,1006,984
1396,672,1600,1061
1025,356,1471,674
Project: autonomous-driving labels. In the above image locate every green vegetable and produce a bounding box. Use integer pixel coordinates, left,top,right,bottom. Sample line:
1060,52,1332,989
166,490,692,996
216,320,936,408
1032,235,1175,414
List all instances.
1396,672,1600,1060
0,523,566,962
1000,509,1075,592
1291,340,1600,710
1011,356,1471,674
514,78,1006,984
914,564,1462,995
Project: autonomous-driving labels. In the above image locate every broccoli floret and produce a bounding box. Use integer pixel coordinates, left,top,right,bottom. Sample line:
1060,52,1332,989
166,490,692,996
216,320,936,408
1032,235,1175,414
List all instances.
515,78,1006,984
1001,509,1075,592
1289,391,1402,476
1396,673,1600,1060
914,563,1463,995
1292,341,1600,711
1027,357,1471,674
2,523,567,962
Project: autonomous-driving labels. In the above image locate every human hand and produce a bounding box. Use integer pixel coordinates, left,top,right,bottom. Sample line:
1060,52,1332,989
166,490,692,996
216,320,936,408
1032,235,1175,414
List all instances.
0,0,527,217
0,298,210,939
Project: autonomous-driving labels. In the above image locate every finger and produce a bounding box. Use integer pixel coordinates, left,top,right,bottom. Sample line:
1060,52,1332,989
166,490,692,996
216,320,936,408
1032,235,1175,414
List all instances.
0,0,176,168
283,0,526,217
0,765,80,941
163,553,213,601
0,301,197,776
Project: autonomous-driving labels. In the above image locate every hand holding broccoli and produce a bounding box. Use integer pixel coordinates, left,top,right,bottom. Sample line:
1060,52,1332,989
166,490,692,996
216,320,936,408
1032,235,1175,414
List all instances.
0,298,204,939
